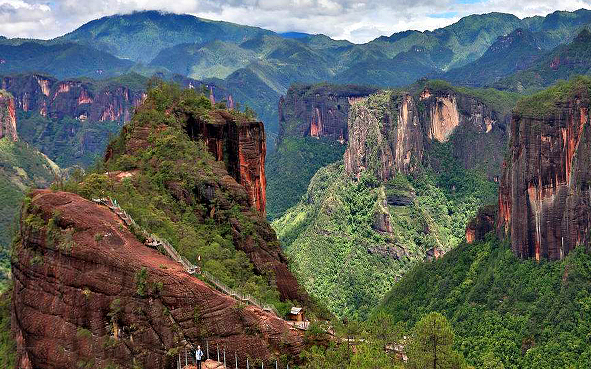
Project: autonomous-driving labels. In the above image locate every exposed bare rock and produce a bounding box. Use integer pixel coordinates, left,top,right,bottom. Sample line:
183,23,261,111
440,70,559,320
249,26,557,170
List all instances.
344,87,508,181
12,190,304,369
278,84,378,142
498,84,591,260
185,110,267,215
0,90,17,141
1,74,145,122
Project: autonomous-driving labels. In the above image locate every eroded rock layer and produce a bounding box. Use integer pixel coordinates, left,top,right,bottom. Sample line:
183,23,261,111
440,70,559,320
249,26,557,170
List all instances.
1,74,146,122
186,110,267,214
0,90,17,141
344,87,508,181
12,190,303,369
278,84,378,142
498,89,591,260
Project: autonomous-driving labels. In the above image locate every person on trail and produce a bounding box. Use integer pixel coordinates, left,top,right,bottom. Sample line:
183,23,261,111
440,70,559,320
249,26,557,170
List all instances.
195,345,204,369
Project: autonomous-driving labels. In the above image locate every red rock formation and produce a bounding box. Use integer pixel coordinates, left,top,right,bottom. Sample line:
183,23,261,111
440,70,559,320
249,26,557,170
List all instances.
0,91,17,141
12,190,304,369
344,88,508,181
465,205,497,244
186,110,267,214
0,74,144,123
498,93,591,260
278,84,378,142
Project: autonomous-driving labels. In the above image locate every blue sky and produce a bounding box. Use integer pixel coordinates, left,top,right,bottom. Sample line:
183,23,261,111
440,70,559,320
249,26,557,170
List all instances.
0,0,590,42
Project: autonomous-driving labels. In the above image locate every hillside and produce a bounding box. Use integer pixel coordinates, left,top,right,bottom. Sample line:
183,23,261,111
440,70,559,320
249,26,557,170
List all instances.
58,10,273,63
377,238,591,368
0,41,133,79
0,138,59,283
272,84,509,318
441,28,545,87
496,29,591,92
9,81,315,367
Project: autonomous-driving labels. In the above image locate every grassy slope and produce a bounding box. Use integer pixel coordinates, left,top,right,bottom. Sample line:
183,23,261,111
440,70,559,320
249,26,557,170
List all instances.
377,238,591,369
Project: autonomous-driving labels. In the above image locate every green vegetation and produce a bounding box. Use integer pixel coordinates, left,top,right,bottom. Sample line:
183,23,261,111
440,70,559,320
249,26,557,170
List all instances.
299,311,471,369
0,40,133,79
16,112,122,168
441,28,545,88
407,312,467,369
274,153,496,319
377,237,591,368
273,86,498,319
59,81,288,311
0,137,59,285
496,29,591,93
266,137,346,220
514,75,591,118
0,290,15,368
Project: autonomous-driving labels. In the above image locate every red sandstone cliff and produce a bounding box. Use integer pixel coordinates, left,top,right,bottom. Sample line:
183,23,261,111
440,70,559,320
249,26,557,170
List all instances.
344,87,508,181
278,84,378,142
0,90,17,141
1,74,145,122
185,110,267,214
498,82,591,260
12,190,303,369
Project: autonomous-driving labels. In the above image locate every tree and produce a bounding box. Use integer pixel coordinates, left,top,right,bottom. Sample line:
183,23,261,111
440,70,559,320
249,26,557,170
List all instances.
406,312,466,369
481,352,505,369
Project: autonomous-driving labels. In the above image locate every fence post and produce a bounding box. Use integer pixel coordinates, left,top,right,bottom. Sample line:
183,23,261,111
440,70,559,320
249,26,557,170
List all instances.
235,352,238,369
275,360,277,369
217,344,220,362
185,348,188,367
247,357,249,369
206,340,209,360
224,348,226,367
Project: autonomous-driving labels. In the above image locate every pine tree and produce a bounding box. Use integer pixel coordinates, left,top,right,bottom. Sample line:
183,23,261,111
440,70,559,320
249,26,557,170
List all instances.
406,312,466,369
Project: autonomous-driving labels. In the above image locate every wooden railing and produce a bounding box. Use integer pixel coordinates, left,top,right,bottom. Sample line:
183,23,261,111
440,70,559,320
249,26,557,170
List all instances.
93,197,278,316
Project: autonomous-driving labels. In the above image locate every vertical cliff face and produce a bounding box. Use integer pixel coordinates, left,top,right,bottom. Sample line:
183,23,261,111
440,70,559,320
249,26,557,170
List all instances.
344,92,424,180
185,110,267,214
344,87,508,181
0,74,145,123
278,84,378,142
498,79,591,260
12,191,303,369
0,90,17,141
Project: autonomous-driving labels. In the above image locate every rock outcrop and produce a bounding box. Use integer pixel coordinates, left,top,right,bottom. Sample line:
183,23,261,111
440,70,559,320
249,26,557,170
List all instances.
278,83,378,142
1,74,145,122
465,204,497,244
344,87,509,181
185,110,267,214
498,79,591,260
0,90,17,141
12,190,304,369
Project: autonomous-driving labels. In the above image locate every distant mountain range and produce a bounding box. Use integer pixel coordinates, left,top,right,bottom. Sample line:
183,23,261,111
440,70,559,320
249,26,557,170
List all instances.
1,9,591,139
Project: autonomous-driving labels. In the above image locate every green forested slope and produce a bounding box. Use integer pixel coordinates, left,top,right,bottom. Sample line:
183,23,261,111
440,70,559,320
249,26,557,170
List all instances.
273,155,496,318
266,137,346,220
0,138,59,281
377,238,591,369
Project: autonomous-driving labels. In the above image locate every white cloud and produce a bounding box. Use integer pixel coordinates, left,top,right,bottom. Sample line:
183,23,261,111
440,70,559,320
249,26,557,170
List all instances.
1,0,590,42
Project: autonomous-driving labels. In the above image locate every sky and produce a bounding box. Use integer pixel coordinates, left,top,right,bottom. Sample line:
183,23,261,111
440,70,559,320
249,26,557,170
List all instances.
1,0,591,43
